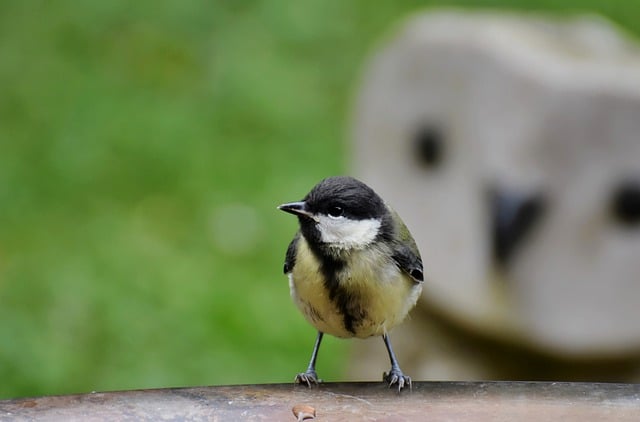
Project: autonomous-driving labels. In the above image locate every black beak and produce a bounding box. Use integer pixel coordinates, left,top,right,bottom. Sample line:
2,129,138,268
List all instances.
278,201,316,220
491,188,545,267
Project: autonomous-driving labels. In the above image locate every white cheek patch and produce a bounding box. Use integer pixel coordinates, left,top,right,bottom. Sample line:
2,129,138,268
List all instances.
316,215,382,249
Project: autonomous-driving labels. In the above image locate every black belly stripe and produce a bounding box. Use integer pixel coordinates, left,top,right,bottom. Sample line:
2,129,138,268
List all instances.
314,251,366,335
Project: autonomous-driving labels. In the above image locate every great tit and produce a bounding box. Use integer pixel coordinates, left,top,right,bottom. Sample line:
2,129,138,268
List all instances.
278,176,424,391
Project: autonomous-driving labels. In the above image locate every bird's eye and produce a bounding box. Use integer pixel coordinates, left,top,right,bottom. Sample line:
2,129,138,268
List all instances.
413,123,445,169
328,206,344,218
610,179,640,227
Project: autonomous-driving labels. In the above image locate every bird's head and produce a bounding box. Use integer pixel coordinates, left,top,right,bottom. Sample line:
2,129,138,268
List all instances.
279,176,390,250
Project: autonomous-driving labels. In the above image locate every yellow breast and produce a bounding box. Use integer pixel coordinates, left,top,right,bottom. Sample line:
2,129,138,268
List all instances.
288,237,422,339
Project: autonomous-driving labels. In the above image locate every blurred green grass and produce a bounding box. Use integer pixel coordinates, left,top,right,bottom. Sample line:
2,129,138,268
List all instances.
0,0,639,399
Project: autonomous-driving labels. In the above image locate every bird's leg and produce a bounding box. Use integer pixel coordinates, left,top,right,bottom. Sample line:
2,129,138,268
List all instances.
295,331,323,387
382,333,411,392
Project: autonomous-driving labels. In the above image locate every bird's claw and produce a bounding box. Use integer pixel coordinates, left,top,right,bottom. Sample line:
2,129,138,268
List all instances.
383,368,411,392
295,370,320,387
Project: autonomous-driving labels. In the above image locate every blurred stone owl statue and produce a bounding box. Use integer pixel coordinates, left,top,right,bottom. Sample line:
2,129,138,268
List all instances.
349,10,640,381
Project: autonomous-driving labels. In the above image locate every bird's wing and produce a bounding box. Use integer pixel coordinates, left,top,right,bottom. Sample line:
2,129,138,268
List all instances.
390,211,424,283
283,232,301,274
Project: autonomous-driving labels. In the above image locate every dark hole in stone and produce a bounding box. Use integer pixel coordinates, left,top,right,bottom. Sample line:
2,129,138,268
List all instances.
611,179,640,227
413,125,444,169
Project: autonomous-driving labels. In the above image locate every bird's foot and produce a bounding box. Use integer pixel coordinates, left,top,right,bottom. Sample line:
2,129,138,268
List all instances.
295,369,321,387
383,367,411,392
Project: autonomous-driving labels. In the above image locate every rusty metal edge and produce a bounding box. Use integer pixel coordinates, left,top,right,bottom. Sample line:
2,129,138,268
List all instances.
1,382,639,421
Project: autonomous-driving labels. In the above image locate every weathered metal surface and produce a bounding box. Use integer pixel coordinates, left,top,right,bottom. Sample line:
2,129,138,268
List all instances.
1,382,639,421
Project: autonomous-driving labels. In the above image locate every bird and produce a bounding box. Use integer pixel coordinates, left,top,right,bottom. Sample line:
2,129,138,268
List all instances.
278,176,424,391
